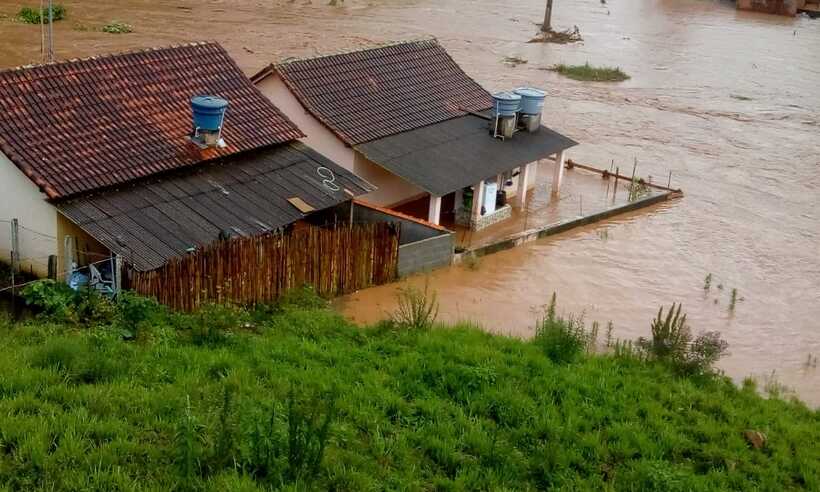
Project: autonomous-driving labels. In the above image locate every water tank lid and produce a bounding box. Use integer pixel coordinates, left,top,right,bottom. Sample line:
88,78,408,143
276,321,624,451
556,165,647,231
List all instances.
514,87,545,98
191,95,229,110
492,91,522,102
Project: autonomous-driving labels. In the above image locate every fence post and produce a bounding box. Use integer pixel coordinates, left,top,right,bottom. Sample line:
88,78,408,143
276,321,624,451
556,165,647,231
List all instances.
114,254,123,296
10,219,18,302
63,235,74,284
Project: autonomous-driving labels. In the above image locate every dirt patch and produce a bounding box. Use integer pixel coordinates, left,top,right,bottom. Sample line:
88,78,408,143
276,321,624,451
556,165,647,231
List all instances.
528,25,583,44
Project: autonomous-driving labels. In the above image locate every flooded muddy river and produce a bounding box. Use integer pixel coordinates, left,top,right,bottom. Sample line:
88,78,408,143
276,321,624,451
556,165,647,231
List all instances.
2,0,819,404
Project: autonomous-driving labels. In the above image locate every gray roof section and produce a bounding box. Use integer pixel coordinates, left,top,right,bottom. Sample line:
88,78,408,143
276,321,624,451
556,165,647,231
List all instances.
354,114,578,196
58,142,373,271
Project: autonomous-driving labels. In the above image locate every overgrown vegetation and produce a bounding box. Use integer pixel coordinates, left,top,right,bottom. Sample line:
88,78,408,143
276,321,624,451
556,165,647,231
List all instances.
390,281,439,330
17,4,65,24
101,21,133,34
549,62,631,82
0,281,816,490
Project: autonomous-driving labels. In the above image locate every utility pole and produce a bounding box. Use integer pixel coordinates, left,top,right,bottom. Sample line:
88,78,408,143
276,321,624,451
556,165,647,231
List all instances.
541,0,553,33
47,0,54,62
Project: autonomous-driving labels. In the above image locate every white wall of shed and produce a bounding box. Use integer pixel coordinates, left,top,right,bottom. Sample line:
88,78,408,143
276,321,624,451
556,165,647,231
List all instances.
0,151,58,276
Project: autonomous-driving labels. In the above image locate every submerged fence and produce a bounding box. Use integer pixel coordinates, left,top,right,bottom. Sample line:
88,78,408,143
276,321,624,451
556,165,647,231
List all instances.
126,223,400,311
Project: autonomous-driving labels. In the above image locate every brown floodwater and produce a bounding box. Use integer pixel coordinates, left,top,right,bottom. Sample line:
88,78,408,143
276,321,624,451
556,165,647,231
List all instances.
1,0,818,404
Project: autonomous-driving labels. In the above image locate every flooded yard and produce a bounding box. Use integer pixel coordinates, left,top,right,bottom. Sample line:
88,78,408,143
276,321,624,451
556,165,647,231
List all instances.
1,0,819,404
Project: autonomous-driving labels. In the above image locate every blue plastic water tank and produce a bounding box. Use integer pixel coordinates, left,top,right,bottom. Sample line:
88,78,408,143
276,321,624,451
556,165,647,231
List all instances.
491,92,521,117
514,88,546,115
191,96,228,131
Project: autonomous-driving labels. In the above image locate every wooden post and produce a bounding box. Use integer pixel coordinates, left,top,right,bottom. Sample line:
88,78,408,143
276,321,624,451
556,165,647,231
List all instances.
10,219,18,303
541,0,553,32
63,235,74,283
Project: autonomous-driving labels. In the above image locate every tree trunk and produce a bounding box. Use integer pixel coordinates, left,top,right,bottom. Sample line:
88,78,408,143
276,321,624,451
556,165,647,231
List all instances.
541,0,553,32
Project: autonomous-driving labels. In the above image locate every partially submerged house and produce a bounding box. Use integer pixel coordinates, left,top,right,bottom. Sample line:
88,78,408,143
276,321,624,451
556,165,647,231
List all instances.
0,42,372,278
252,39,578,230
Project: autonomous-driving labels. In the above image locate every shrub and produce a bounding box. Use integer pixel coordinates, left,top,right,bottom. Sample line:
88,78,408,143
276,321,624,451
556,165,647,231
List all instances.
117,291,162,338
638,303,728,375
190,304,248,345
18,4,65,24
22,280,115,324
391,282,439,330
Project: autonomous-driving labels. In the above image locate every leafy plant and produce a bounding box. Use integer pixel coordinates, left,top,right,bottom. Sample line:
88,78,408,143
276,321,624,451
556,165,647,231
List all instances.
391,282,439,330
17,4,65,24
117,291,161,338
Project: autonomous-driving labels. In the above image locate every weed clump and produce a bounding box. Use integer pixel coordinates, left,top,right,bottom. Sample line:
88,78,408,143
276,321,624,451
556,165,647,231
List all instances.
548,62,630,82
17,4,65,24
101,21,132,33
391,281,439,330
533,293,596,363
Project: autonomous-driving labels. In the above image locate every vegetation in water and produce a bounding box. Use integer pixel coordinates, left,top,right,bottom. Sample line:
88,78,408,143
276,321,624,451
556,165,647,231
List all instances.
0,281,816,490
390,281,439,330
549,62,630,82
17,4,65,24
101,21,133,34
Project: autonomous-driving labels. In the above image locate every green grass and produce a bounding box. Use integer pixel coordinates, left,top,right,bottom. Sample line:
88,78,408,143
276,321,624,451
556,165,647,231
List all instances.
17,4,65,24
550,62,630,82
0,293,816,490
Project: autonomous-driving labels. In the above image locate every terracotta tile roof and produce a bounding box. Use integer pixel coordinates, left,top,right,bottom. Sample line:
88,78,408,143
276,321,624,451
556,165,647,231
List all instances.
272,39,494,146
0,42,304,199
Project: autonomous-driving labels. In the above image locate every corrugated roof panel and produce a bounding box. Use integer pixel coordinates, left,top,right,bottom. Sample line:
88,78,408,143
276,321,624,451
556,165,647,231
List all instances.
57,142,373,271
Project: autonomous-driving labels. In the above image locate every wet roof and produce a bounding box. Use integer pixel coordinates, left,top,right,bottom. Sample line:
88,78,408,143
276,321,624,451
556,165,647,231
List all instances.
271,39,494,145
0,42,303,199
354,114,578,197
57,142,373,271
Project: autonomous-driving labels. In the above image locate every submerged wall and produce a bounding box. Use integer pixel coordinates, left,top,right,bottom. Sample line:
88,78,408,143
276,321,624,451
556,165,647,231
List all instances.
737,0,798,16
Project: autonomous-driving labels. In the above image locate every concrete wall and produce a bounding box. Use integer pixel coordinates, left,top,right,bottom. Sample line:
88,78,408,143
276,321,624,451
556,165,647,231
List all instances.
737,0,798,15
0,151,58,276
398,234,454,278
351,202,443,245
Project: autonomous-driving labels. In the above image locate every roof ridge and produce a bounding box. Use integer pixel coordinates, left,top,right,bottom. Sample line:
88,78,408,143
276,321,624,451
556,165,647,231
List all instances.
274,36,438,67
0,41,217,76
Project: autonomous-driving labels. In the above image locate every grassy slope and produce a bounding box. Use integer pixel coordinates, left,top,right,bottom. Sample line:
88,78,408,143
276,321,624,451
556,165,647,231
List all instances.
0,305,817,491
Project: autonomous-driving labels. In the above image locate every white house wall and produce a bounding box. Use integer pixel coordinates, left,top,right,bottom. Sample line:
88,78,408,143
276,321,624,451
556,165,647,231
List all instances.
257,74,356,171
0,151,58,276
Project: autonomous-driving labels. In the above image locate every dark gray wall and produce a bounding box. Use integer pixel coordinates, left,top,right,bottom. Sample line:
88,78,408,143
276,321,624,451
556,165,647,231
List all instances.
351,204,443,245
397,234,454,277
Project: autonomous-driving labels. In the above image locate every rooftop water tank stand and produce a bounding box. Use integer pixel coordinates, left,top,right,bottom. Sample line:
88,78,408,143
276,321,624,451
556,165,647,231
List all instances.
190,95,229,149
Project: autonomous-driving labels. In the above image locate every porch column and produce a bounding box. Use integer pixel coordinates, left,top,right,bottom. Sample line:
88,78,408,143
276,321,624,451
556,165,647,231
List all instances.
552,150,566,195
471,180,485,222
517,163,532,208
428,194,442,225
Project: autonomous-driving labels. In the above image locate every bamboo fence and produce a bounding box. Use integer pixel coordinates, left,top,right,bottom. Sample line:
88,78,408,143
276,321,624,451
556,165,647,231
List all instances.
126,223,399,311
